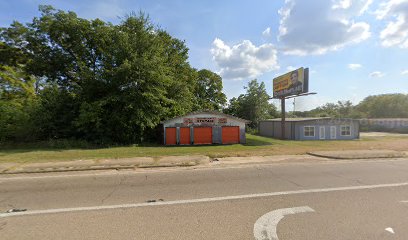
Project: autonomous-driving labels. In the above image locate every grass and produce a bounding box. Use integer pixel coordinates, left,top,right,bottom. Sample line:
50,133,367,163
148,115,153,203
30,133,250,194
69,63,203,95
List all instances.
1,134,408,163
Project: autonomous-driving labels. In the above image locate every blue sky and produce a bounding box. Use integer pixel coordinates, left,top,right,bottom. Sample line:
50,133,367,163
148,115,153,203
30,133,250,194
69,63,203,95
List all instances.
1,0,408,110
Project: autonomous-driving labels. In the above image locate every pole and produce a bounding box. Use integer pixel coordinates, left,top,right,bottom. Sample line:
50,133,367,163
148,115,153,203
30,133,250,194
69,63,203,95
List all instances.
281,97,285,140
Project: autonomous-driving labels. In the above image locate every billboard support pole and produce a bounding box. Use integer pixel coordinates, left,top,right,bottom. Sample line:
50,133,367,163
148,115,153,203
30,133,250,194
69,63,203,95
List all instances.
281,97,285,140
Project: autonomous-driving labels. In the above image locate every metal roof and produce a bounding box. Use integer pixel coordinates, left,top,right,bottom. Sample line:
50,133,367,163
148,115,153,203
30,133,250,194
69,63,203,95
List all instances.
260,117,358,122
161,110,251,124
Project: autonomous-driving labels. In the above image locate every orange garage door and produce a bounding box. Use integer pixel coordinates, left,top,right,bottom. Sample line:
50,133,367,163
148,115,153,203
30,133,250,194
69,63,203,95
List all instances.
165,127,177,145
222,126,240,144
179,127,191,145
193,127,212,145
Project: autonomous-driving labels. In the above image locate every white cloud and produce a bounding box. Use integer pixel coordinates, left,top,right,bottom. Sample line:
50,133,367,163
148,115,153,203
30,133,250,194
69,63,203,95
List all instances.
369,71,385,77
376,0,408,48
211,38,279,80
262,27,271,37
278,0,372,55
333,0,352,10
348,63,362,69
287,66,298,71
401,70,408,75
293,95,334,111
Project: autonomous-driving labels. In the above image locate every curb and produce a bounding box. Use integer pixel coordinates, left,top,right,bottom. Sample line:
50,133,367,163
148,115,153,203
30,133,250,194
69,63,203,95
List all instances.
0,157,209,175
0,163,199,175
307,151,407,160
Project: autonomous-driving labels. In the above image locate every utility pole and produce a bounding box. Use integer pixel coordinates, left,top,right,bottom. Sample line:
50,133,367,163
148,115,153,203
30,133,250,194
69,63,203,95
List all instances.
281,98,285,140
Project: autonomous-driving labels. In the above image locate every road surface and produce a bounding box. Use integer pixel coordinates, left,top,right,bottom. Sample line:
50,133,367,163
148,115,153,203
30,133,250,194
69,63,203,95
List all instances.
1,158,408,239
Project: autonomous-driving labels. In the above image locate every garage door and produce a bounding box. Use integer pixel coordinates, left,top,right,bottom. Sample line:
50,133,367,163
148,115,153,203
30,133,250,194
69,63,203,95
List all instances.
179,127,191,145
165,127,177,145
193,127,212,145
222,126,240,144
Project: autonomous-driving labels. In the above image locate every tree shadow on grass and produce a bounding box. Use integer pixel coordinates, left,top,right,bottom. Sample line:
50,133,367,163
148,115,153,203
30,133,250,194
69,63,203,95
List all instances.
244,138,274,146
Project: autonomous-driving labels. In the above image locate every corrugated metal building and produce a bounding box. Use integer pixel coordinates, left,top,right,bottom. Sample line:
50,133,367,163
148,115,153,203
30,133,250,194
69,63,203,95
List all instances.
259,118,360,140
161,111,250,145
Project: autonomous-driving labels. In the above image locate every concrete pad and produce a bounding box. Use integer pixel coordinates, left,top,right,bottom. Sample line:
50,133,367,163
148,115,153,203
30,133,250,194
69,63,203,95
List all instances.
361,132,408,137
308,150,407,159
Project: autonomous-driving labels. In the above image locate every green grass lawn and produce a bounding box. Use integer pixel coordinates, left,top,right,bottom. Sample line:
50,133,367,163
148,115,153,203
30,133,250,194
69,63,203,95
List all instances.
1,134,407,163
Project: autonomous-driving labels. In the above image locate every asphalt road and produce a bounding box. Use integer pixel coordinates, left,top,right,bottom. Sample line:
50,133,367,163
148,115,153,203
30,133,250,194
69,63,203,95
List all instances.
1,159,408,239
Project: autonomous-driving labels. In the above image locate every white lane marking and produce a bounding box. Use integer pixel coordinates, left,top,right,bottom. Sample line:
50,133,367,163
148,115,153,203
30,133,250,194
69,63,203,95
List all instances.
1,182,407,218
254,206,314,240
385,227,395,234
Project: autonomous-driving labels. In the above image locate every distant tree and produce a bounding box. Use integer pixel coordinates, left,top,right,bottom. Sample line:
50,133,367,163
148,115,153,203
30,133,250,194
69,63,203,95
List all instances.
224,79,277,129
356,94,408,118
301,100,358,118
194,69,227,111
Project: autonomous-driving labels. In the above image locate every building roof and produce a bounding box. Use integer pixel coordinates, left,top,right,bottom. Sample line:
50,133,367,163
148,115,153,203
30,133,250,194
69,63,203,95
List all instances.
161,110,251,124
261,117,357,122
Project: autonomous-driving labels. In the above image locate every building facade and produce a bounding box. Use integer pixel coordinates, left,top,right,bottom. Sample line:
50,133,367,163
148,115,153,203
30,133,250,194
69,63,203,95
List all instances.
161,111,250,145
259,118,360,140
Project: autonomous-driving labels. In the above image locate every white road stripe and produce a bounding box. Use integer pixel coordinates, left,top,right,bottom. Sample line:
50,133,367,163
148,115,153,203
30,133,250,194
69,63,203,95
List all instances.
385,227,395,234
254,206,314,240
1,182,408,218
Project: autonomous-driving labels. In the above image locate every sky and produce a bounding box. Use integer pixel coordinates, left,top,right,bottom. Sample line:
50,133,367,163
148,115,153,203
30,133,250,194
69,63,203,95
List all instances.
1,0,408,111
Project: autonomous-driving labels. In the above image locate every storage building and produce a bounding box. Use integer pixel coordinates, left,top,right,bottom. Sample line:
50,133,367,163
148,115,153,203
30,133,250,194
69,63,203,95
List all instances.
259,118,360,140
162,111,250,145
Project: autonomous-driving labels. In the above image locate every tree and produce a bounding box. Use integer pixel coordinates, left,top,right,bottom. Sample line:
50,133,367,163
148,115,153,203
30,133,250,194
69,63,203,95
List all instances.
0,29,37,142
224,79,277,129
1,6,228,144
356,94,408,118
194,69,226,111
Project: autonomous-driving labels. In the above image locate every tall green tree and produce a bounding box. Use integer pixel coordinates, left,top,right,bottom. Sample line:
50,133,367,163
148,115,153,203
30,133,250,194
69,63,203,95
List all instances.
0,30,37,142
1,6,229,144
194,69,226,111
224,79,277,129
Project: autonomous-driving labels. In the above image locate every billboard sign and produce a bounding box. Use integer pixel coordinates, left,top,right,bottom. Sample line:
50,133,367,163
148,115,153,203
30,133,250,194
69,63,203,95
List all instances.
273,67,309,98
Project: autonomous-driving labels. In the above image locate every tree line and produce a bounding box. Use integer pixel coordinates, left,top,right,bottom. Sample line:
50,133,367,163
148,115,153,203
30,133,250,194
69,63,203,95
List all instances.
291,94,408,119
1,6,407,145
0,6,227,144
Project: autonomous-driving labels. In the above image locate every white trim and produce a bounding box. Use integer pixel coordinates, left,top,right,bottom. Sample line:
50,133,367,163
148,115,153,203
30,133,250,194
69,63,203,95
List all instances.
340,125,352,136
330,126,336,139
303,126,315,137
319,126,325,139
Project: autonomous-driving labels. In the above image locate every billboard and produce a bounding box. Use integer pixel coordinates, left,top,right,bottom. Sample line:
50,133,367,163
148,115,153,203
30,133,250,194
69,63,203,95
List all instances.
273,67,309,98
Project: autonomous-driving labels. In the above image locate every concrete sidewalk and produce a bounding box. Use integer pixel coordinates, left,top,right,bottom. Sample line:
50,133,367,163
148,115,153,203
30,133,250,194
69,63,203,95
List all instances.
1,150,407,174
0,155,210,174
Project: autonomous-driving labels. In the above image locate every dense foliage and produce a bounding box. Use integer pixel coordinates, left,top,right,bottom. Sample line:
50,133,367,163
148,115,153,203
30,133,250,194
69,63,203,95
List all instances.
0,6,226,144
1,6,407,145
292,94,408,119
224,79,278,129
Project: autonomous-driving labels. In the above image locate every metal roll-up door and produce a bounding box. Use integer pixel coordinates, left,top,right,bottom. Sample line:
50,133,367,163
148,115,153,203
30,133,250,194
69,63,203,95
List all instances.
193,127,212,145
222,126,240,144
165,127,177,145
179,127,191,145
